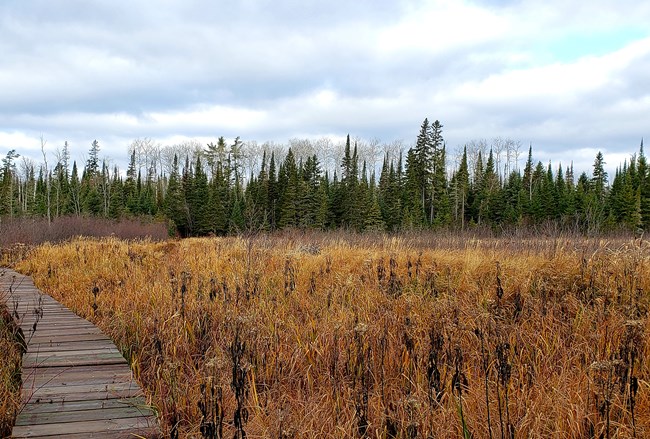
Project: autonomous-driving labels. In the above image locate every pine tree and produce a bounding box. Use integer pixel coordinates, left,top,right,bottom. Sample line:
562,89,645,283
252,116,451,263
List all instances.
522,145,534,202
404,148,425,227
501,171,523,225
451,146,470,229
637,139,650,230
210,163,229,235
191,157,211,235
52,156,70,217
429,121,446,224
414,118,432,220
205,136,228,176
86,140,101,178
125,149,138,215
181,156,195,234
278,149,299,228
229,193,245,233
479,149,500,224
365,183,385,231
591,151,608,202
109,170,125,219
338,137,359,228
528,162,546,222
68,161,81,216
0,150,20,217
268,152,278,230
555,165,567,219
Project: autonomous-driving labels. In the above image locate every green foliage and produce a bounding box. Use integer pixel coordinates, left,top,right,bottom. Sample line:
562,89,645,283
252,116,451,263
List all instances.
1,130,647,236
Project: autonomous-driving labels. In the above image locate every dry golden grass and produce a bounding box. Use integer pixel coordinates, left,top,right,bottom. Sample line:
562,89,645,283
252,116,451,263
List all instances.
13,234,650,438
0,272,24,437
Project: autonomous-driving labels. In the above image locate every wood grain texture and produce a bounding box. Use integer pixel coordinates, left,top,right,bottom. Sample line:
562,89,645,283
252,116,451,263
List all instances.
0,268,160,438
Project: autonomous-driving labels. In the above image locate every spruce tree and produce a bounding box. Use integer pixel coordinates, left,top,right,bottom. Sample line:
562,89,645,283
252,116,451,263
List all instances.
191,157,211,235
86,140,101,178
452,146,470,229
591,151,608,202
429,121,446,224
210,163,229,235
268,152,278,230
278,149,299,228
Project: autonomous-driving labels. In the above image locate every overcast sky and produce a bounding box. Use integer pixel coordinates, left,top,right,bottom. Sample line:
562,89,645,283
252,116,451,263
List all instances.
1,0,649,175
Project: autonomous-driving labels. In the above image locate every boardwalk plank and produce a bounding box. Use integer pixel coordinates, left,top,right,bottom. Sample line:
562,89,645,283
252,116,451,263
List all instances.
26,333,112,344
23,351,127,368
19,396,148,415
22,387,144,404
25,340,117,353
15,405,154,425
1,268,160,438
23,368,132,386
11,429,160,438
11,416,158,437
22,377,140,401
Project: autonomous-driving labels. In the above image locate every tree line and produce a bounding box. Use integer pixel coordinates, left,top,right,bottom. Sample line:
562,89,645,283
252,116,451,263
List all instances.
1,120,647,236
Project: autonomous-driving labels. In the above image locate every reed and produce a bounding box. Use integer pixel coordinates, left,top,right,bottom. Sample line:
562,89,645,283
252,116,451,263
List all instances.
10,234,650,438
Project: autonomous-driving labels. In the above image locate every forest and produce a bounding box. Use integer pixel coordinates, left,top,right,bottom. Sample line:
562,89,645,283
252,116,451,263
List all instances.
0,119,647,236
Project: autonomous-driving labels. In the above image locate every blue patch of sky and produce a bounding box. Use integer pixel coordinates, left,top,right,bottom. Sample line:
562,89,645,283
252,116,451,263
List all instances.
535,27,648,63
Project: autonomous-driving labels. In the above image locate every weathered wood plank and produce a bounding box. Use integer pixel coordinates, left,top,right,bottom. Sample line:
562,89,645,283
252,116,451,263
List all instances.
15,405,153,425
22,364,132,385
11,429,160,439
25,372,133,388
24,340,117,353
25,333,110,345
22,386,144,404
20,316,95,324
19,396,148,415
24,328,104,338
1,268,160,437
19,319,96,329
23,379,140,398
11,416,158,437
24,347,121,359
23,352,127,368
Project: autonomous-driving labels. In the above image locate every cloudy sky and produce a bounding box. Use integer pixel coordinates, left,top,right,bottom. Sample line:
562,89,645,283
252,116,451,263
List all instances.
1,0,649,175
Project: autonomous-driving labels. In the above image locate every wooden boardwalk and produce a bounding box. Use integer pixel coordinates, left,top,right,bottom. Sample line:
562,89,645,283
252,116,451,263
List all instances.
0,268,160,438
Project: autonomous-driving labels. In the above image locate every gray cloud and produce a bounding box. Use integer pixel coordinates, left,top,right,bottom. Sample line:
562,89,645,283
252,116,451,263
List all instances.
1,0,649,177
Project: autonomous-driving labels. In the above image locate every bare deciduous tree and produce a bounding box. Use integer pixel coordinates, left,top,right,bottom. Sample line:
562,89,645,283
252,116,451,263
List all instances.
40,135,51,225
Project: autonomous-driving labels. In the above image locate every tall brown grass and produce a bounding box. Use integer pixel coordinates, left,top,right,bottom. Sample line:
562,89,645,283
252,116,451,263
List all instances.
14,234,650,438
0,270,25,437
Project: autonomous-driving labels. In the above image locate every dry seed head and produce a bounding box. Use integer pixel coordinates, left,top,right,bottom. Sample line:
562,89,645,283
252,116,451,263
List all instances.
405,396,419,409
624,320,644,330
354,323,368,335
589,360,624,372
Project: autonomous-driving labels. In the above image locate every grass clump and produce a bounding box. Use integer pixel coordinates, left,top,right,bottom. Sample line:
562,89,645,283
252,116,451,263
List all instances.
13,234,650,438
0,274,24,437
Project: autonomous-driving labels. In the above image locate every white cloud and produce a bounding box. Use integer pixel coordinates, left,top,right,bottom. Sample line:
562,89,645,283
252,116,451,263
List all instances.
377,0,509,54
0,0,649,176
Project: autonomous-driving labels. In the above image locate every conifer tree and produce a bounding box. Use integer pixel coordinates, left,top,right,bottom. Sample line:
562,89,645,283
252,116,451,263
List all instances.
429,120,446,224
278,149,299,228
86,140,101,178
591,151,608,202
451,146,470,229
0,150,19,217
190,157,211,235
109,169,125,219
125,149,138,214
210,162,229,235
637,139,650,229
414,118,432,219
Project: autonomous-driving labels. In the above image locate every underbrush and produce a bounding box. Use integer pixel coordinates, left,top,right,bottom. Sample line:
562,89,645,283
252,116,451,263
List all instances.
15,234,650,438
0,216,168,248
0,272,25,437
